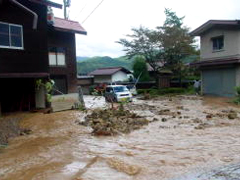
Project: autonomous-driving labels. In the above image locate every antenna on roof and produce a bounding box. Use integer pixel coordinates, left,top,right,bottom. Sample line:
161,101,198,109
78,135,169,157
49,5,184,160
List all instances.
63,0,71,19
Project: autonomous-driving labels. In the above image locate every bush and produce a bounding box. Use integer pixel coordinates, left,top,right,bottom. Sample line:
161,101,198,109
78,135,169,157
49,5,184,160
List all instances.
233,86,240,104
132,56,150,82
137,89,151,94
89,85,96,94
137,87,194,96
89,85,105,96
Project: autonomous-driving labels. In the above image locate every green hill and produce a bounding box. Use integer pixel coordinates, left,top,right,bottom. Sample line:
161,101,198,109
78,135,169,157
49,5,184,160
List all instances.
77,56,133,75
77,56,89,61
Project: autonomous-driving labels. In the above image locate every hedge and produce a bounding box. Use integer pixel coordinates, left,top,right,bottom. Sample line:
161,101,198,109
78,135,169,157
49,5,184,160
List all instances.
137,87,194,96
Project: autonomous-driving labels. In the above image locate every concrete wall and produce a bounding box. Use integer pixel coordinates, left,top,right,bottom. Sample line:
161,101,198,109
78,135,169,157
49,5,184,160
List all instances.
94,75,111,83
236,66,240,87
201,29,240,60
35,86,46,109
78,78,93,85
112,71,128,82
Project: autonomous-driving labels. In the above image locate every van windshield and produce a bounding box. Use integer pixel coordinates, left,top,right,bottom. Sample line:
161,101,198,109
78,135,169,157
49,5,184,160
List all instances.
113,86,128,92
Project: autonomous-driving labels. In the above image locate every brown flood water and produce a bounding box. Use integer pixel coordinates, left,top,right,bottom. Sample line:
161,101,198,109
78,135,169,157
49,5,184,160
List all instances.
1,95,240,180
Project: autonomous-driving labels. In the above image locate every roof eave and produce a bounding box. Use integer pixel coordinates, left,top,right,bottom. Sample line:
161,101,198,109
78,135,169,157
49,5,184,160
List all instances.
190,59,240,67
54,27,87,35
190,20,214,36
90,73,113,76
190,20,240,36
29,0,62,8
0,72,49,78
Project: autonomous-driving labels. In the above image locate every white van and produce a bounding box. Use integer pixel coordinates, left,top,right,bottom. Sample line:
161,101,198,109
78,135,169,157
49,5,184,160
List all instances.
126,84,137,96
104,85,132,102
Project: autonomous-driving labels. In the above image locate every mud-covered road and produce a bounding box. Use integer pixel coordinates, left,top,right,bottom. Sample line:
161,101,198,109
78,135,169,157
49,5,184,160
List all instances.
1,95,240,180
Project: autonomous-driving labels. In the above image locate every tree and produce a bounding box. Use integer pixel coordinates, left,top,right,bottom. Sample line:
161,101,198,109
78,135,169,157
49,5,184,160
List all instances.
156,8,196,83
118,8,197,83
132,56,150,82
117,27,161,79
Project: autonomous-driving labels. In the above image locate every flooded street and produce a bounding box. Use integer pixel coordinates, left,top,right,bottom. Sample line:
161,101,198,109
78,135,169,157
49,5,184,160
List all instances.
1,95,240,180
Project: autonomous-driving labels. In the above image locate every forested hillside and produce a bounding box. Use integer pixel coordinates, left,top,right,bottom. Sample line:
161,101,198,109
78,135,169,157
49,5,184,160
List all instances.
77,56,133,74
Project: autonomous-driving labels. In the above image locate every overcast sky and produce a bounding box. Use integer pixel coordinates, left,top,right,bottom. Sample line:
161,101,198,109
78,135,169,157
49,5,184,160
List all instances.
52,0,240,58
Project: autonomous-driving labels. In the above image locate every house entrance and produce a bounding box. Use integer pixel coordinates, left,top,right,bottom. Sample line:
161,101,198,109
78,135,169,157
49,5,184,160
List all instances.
0,78,35,112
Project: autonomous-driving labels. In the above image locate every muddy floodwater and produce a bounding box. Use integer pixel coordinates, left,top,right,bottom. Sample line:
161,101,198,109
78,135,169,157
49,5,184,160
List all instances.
1,95,240,180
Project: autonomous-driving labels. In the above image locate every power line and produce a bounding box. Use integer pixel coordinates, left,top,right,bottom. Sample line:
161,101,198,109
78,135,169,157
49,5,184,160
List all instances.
73,0,89,20
82,0,105,24
79,1,89,15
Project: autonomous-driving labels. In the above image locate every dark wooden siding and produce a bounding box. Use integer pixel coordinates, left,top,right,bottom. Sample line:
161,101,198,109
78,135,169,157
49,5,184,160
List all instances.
52,75,68,94
0,0,49,73
48,30,78,93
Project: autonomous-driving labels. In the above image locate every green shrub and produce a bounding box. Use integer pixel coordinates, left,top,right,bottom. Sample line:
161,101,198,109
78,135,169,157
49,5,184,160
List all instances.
137,87,191,96
137,89,150,94
233,86,240,104
235,86,240,95
185,86,195,95
132,56,150,82
158,88,185,94
89,85,96,94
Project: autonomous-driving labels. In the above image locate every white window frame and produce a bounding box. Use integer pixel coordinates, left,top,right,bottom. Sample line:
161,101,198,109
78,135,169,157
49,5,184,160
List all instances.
0,21,24,50
212,35,224,51
48,47,66,67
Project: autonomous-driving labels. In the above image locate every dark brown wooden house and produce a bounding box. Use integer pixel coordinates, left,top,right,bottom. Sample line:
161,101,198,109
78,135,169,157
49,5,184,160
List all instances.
0,0,86,112
48,17,87,95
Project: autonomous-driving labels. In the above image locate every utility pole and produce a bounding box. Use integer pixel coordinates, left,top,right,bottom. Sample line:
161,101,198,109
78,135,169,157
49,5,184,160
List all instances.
63,0,71,19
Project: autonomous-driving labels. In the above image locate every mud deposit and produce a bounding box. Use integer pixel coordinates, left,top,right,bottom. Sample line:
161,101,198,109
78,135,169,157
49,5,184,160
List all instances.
81,108,148,135
1,95,240,180
0,114,31,145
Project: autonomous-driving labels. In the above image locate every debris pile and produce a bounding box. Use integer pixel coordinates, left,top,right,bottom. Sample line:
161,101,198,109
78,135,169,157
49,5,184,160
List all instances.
107,157,141,175
158,109,181,117
204,109,239,120
81,108,149,136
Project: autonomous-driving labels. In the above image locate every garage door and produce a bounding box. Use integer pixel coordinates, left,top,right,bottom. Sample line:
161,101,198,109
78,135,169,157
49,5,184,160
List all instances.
202,68,236,97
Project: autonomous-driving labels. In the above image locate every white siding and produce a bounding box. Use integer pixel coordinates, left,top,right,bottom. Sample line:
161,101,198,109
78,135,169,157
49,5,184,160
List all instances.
200,29,240,60
112,71,128,82
93,71,129,83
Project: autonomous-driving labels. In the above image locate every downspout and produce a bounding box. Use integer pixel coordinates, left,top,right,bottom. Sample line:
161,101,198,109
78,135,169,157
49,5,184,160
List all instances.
9,0,38,29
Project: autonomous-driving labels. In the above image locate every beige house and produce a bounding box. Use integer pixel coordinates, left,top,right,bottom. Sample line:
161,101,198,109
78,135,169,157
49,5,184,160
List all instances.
191,20,240,97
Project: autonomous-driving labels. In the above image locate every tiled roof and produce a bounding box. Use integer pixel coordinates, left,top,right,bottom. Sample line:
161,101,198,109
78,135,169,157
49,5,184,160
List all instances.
147,61,164,71
53,17,87,35
89,67,131,76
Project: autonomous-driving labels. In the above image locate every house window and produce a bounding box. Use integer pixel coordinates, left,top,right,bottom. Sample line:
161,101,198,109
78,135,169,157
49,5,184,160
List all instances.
49,47,66,66
0,21,23,49
212,36,224,51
